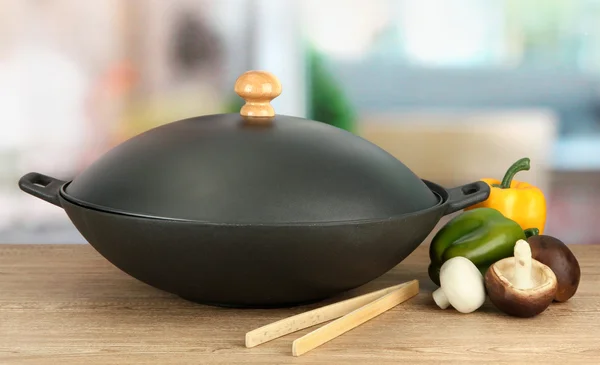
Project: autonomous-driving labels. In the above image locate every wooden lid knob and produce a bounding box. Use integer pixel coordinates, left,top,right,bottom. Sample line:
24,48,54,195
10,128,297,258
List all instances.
234,71,282,119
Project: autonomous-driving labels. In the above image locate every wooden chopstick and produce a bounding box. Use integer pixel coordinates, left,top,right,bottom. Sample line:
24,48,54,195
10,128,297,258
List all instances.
245,280,418,348
292,279,419,356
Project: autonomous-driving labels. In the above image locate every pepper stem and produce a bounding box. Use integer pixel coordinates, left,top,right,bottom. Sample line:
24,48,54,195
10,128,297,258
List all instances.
499,157,530,189
524,228,539,238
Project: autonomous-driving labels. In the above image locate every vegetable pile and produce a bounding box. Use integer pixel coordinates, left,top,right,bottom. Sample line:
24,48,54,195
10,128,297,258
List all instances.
429,157,581,317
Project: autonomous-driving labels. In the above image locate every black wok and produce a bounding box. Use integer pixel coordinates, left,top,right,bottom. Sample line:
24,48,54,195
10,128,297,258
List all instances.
18,71,490,308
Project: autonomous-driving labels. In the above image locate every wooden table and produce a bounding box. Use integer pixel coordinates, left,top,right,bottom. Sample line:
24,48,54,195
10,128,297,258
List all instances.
1,244,598,364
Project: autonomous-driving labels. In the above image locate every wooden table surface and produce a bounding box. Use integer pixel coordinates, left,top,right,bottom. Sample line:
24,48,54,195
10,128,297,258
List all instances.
1,244,598,364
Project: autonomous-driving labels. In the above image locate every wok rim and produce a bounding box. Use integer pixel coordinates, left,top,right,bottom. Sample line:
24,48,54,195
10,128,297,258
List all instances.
58,179,449,227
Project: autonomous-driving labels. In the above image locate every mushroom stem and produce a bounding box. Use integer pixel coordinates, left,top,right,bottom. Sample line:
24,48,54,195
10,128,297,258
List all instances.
432,287,450,309
513,239,533,290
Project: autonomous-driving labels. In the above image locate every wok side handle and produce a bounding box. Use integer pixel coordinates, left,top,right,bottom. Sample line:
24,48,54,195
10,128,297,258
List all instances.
18,172,66,208
445,181,490,215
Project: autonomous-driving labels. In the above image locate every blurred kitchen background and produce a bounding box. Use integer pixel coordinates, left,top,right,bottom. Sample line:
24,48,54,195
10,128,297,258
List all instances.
1,0,599,244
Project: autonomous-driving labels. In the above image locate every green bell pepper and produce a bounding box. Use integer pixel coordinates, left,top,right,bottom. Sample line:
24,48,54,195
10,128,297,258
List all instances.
428,207,535,286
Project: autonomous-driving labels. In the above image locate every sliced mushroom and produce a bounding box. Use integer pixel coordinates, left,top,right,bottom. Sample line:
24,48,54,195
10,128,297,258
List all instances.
432,256,485,313
485,239,557,317
527,234,580,302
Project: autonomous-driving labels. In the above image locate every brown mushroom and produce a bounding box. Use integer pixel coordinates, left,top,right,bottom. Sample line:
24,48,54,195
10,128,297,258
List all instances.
485,240,557,318
527,234,580,302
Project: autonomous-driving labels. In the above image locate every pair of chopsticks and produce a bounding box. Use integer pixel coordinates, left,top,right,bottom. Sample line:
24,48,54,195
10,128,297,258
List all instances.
245,279,419,356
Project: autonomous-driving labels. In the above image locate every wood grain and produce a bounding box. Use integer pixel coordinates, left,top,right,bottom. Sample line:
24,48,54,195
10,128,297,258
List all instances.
1,244,599,364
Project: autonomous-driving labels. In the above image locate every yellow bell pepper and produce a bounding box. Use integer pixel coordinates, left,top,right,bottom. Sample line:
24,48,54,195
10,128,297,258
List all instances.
465,157,547,234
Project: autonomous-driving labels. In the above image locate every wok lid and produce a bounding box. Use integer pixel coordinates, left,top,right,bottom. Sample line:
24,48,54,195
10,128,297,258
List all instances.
64,71,439,224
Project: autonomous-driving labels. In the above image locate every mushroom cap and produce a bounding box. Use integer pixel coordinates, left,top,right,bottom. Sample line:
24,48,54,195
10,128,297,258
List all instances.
527,235,580,302
485,257,557,317
439,256,485,313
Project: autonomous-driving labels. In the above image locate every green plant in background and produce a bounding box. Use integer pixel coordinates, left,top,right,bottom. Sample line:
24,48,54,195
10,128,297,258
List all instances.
306,48,357,132
224,94,245,115
224,48,357,133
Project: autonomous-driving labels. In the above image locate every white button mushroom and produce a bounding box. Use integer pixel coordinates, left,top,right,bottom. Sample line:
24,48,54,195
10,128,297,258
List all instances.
432,256,486,313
